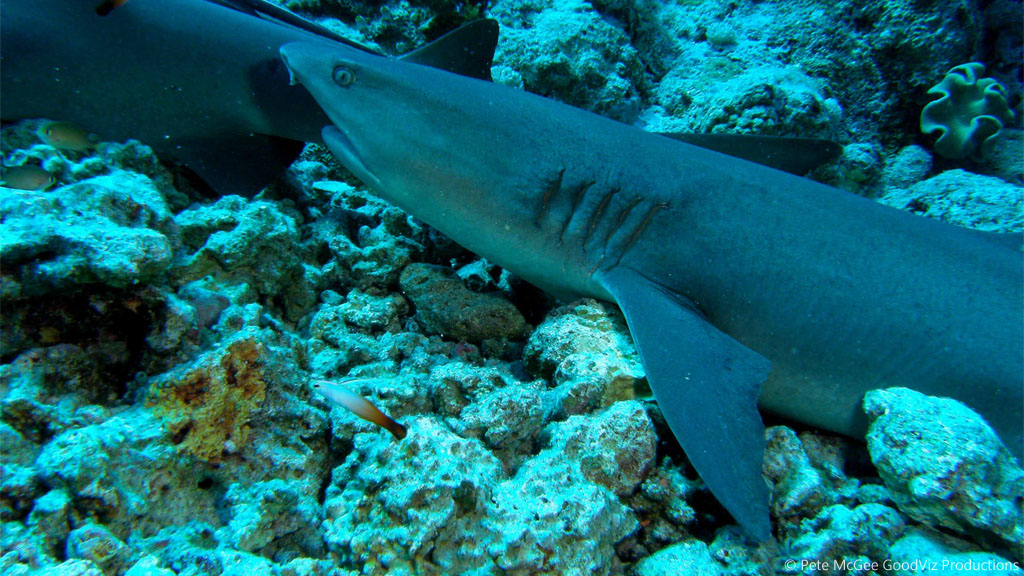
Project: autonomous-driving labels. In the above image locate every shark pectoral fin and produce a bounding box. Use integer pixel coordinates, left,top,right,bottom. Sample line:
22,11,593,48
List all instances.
172,134,305,197
600,268,773,540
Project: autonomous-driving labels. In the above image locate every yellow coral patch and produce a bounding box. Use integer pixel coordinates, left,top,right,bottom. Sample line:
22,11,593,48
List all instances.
146,337,268,462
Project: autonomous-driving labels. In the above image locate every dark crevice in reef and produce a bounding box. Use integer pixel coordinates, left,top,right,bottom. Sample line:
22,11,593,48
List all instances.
1,286,166,404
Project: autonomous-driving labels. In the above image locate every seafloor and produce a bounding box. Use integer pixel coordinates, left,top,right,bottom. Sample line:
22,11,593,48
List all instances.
1,0,1023,575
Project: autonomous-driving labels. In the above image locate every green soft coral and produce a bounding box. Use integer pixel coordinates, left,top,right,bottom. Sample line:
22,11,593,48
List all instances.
920,63,1015,161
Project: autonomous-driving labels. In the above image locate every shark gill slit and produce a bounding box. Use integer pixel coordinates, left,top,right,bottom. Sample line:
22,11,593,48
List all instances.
610,202,668,269
535,168,565,227
616,197,643,226
557,178,595,244
583,186,619,246
588,195,642,277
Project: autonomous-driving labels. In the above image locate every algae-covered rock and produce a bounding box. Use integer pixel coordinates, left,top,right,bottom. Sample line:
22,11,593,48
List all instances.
36,560,104,576
708,526,776,575
220,479,323,557
982,128,1024,185
145,335,270,463
544,401,656,498
66,522,133,574
322,417,505,575
484,435,639,575
146,327,330,494
0,170,176,294
123,555,176,576
306,300,386,376
322,399,649,575
786,503,906,572
879,169,1023,232
1,520,54,572
882,145,933,190
338,289,409,333
1,461,41,523
524,299,637,378
633,539,720,576
864,388,1023,557
682,66,836,138
0,344,107,441
312,180,426,291
26,489,71,557
130,522,224,575
454,383,546,468
524,299,641,415
889,527,1023,576
428,363,513,419
399,263,528,344
30,407,220,546
175,196,319,320
630,462,700,548
763,427,839,527
491,0,645,122
463,401,652,574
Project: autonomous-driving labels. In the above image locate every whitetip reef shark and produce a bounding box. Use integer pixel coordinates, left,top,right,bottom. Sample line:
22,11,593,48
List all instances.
1,0,838,195
2,0,839,194
0,0,498,195
2,0,1018,541
279,40,1024,539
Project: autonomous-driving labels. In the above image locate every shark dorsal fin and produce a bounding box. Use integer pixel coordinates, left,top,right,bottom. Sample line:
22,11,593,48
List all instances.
399,19,498,81
218,1,497,80
660,133,842,175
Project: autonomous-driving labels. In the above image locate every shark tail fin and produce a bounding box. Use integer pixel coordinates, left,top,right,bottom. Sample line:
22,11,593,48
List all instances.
600,267,773,541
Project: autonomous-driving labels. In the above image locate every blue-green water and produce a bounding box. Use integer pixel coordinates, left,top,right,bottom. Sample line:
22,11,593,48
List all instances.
0,1,1021,574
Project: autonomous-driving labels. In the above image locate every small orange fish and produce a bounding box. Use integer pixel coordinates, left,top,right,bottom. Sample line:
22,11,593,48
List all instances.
312,378,407,440
37,121,97,152
0,165,56,191
95,0,130,17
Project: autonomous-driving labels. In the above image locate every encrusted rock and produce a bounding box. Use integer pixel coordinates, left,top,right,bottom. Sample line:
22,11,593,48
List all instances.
0,171,176,294
399,263,528,344
864,387,1023,558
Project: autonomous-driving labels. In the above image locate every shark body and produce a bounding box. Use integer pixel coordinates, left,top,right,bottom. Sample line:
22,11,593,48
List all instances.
0,0,834,193
280,41,1024,539
0,0,497,194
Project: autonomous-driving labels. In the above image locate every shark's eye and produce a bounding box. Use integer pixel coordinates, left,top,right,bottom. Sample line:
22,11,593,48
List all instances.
332,65,355,88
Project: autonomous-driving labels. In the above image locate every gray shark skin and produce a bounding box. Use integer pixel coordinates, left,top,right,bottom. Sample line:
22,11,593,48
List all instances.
0,0,498,195
280,41,1024,540
0,0,833,194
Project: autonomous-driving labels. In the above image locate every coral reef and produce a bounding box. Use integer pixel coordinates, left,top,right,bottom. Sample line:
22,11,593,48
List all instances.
490,0,646,123
864,388,1023,559
890,527,1023,576
145,333,271,463
399,263,529,344
879,169,1023,232
1,1,1022,575
0,170,176,295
